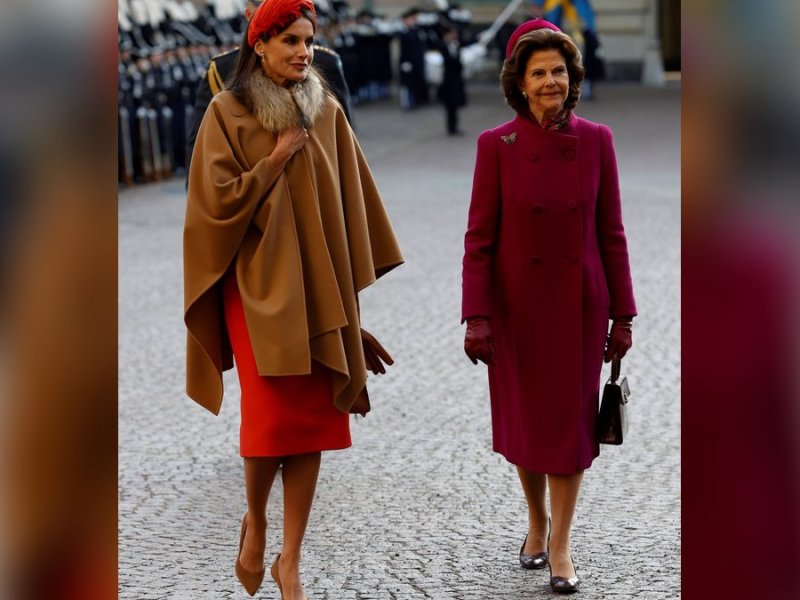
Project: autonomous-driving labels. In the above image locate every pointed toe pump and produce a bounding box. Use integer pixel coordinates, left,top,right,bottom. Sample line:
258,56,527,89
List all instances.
519,516,551,570
519,535,549,569
549,554,580,594
235,515,265,596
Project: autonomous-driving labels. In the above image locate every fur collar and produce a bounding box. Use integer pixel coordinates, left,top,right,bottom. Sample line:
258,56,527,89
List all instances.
241,67,327,133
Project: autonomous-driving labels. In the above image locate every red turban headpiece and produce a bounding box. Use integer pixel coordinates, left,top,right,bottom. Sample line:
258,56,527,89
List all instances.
505,18,562,60
247,0,316,47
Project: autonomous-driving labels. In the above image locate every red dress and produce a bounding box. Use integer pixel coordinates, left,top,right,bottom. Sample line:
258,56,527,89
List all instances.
222,274,351,457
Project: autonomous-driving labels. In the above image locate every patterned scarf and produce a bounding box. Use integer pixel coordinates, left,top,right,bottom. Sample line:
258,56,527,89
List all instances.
540,108,572,131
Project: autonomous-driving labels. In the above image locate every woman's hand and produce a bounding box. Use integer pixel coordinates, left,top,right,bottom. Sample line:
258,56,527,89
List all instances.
361,328,394,375
604,318,633,362
271,126,309,167
464,316,494,365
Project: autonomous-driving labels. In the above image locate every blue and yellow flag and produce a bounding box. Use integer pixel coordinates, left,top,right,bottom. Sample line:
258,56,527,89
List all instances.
532,0,597,32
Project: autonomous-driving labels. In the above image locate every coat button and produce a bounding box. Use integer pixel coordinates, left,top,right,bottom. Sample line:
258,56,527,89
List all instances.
531,255,542,265
566,252,578,263
567,200,578,210
562,149,576,161
532,204,543,214
528,153,539,162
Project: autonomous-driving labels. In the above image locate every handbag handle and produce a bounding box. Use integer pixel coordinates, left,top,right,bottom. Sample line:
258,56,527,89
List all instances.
611,357,622,382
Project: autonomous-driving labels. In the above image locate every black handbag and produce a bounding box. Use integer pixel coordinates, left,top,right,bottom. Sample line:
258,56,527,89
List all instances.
596,357,630,445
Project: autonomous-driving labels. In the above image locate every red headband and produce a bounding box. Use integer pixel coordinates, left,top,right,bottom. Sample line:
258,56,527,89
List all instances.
247,0,316,47
505,19,562,60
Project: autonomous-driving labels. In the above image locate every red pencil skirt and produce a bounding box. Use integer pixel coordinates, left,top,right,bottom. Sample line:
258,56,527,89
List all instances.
222,274,351,457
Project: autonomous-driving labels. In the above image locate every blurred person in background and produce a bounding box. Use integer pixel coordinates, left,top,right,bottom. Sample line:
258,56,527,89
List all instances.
185,0,352,173
461,19,636,594
398,7,428,110
182,0,403,597
435,22,467,136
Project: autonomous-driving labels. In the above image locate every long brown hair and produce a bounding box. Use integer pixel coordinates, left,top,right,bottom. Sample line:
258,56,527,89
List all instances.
227,6,317,102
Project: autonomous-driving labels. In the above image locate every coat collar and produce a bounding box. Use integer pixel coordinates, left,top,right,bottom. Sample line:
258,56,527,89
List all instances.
241,66,327,133
513,112,577,137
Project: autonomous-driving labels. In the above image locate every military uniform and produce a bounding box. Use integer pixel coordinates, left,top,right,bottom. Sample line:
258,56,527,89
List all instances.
399,22,429,110
185,44,352,170
435,37,467,135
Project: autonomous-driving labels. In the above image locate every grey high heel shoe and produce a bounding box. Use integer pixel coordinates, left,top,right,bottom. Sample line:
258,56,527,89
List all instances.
519,516,551,569
549,553,580,594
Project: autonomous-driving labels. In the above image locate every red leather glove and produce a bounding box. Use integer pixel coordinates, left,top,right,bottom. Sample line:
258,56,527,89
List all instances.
604,318,633,362
464,316,494,365
361,328,394,375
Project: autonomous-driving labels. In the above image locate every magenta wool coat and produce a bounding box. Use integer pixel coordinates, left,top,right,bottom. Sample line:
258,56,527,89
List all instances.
462,113,637,474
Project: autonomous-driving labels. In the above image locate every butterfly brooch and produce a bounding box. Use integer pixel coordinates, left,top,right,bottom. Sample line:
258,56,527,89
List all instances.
500,132,517,145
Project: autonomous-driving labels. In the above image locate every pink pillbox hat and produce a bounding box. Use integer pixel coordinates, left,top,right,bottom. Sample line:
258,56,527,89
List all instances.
505,18,562,60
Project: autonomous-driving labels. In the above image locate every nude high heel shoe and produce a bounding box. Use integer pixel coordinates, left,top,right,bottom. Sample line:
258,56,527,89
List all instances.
235,514,265,596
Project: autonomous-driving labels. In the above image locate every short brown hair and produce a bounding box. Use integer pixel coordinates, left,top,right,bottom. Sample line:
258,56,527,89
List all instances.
500,29,585,117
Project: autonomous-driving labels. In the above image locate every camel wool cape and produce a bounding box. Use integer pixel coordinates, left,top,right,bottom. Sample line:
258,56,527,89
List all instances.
184,68,403,416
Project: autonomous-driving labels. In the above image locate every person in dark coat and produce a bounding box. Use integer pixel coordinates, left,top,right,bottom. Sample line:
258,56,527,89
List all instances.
185,0,352,170
398,8,427,110
461,20,636,594
580,27,604,99
436,24,467,135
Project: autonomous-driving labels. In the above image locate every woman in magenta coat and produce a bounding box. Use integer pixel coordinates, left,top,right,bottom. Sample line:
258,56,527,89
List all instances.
461,20,636,594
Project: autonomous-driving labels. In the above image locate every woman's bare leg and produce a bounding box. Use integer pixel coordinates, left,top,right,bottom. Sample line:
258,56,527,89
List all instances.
239,457,281,572
276,451,321,600
516,466,549,554
547,471,584,577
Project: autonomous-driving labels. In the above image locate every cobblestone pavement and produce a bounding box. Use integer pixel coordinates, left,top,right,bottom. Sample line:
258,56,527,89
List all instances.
120,81,680,599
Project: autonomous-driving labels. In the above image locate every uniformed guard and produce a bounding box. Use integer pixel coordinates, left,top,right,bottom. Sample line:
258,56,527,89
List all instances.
331,10,360,104
352,10,393,102
185,0,352,172
118,51,136,187
435,22,467,135
398,7,429,110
